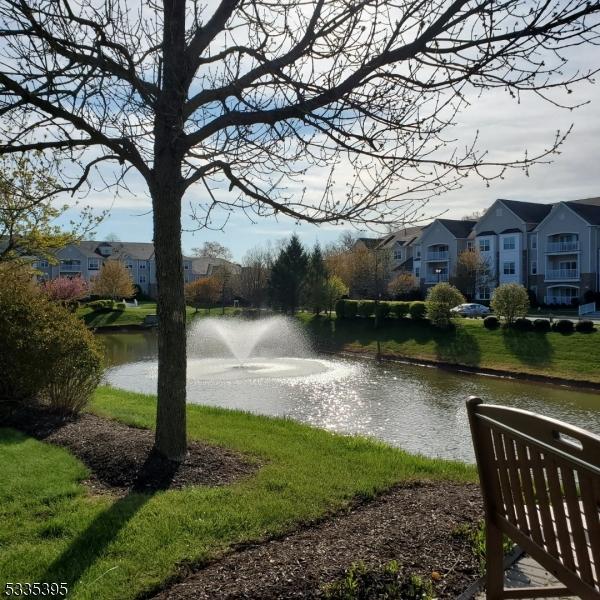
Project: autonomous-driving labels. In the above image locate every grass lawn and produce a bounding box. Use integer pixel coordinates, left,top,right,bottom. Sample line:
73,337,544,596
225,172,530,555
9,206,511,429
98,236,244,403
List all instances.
299,313,600,384
0,387,475,600
77,303,237,328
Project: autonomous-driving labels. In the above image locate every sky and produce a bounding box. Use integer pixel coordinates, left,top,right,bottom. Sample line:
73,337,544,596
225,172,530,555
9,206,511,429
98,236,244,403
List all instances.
57,53,600,263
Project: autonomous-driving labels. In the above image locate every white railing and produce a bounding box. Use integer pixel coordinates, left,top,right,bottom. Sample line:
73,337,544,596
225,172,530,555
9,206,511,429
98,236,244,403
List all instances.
426,251,449,261
545,269,579,280
425,274,449,284
546,241,579,253
579,302,596,316
544,295,577,305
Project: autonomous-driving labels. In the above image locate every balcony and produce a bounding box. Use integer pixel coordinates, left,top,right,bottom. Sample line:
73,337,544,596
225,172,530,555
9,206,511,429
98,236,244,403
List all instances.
545,269,579,281
546,241,579,253
425,274,449,284
426,251,449,261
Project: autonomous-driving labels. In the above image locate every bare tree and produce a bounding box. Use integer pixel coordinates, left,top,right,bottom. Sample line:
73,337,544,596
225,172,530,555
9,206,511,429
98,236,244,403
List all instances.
0,0,598,459
239,245,271,307
191,241,233,261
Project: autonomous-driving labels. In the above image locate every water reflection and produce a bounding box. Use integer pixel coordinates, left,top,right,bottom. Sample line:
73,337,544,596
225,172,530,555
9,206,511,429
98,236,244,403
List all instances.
100,331,600,463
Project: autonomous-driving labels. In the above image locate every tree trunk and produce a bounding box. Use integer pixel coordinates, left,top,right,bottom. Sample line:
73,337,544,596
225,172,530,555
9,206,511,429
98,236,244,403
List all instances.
152,181,187,462
151,0,188,462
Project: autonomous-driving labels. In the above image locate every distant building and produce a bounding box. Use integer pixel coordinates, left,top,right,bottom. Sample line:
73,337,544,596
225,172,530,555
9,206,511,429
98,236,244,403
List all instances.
357,197,600,305
32,240,240,298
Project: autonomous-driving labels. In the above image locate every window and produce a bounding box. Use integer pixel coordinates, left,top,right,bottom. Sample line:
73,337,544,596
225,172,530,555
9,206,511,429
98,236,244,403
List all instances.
503,237,515,250
478,287,491,300
139,275,146,284
125,261,133,269
531,261,537,275
415,247,421,259
59,259,81,271
531,236,537,250
467,241,474,251
139,262,146,269
393,248,402,260
415,267,420,278
88,258,100,270
184,263,190,270
479,239,490,252
503,262,515,275
34,260,49,269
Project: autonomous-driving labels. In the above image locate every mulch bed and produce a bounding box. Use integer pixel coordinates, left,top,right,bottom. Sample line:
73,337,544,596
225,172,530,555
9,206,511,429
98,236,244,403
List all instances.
3,406,258,493
151,480,483,600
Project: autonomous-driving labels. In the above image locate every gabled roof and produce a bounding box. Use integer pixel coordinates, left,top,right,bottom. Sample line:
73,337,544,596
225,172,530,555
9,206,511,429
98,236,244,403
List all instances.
498,199,552,223
438,219,476,238
476,230,495,237
189,256,241,276
564,198,600,225
355,237,382,249
376,226,423,249
76,241,156,260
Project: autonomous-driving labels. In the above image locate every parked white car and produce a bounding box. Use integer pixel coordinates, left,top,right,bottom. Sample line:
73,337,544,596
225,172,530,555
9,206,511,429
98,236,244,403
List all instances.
450,303,491,317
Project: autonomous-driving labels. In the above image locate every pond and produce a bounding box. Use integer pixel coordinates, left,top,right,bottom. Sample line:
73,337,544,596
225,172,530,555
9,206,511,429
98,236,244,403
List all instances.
101,327,600,464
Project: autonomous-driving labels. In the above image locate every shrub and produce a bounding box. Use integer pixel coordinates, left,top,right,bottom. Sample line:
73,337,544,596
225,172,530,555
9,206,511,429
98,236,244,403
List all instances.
490,283,530,325
322,561,434,600
374,301,391,320
409,301,426,320
576,320,595,333
0,267,104,414
483,315,499,330
88,299,114,311
334,299,346,319
114,302,127,310
344,300,359,319
392,301,410,319
425,283,465,328
552,319,574,334
512,317,533,332
533,319,551,333
358,300,375,318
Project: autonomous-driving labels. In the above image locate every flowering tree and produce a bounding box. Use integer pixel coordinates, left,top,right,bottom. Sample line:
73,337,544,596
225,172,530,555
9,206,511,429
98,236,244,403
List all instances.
42,276,89,309
91,262,135,301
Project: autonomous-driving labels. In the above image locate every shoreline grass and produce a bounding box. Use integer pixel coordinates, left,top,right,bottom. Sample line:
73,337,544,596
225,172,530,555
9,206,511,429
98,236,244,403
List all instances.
299,313,600,384
0,387,475,600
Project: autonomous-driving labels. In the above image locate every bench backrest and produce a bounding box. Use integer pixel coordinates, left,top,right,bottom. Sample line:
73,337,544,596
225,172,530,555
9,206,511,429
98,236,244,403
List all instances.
467,397,600,597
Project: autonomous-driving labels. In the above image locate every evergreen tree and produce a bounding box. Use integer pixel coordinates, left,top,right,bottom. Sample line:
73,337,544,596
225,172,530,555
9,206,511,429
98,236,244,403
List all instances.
269,235,308,314
305,245,329,315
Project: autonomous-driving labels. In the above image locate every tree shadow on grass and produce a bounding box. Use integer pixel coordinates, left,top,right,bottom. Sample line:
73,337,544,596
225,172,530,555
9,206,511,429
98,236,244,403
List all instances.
433,323,481,367
38,454,178,597
501,328,554,367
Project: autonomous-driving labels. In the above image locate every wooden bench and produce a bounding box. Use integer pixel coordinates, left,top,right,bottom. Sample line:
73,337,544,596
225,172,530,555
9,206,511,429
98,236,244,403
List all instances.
466,397,600,599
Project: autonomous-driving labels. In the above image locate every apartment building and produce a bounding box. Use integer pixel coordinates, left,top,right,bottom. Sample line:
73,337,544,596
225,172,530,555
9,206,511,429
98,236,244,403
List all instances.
33,240,240,298
409,197,600,305
412,219,476,286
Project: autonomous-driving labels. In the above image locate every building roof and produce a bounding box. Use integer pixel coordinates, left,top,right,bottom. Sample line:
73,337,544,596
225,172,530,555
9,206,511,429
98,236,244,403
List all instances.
376,226,423,249
564,198,600,225
355,237,382,249
76,240,156,260
475,230,495,237
438,219,476,238
498,199,552,224
500,228,522,234
189,256,241,276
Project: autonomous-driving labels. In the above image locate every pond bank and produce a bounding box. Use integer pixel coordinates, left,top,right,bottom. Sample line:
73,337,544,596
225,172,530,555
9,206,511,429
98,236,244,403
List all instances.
299,314,600,388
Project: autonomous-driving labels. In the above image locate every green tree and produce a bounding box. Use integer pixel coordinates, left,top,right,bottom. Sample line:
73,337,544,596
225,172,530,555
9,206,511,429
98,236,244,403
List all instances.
491,283,530,325
305,245,328,315
0,154,100,265
324,276,349,318
426,282,465,328
91,261,136,301
269,235,308,314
